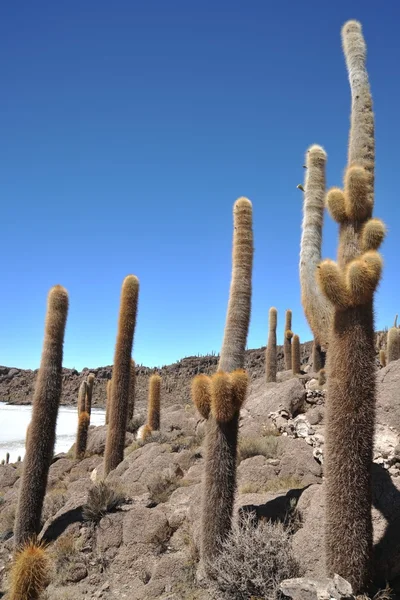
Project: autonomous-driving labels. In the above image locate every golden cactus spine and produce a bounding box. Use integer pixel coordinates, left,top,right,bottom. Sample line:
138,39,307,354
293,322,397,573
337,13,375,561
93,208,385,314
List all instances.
127,359,136,426
9,541,50,600
300,145,332,349
85,373,95,415
104,275,139,476
192,370,248,571
315,21,385,593
147,374,161,431
284,309,293,370
292,334,301,375
14,285,69,549
75,411,90,459
218,197,253,372
266,307,278,382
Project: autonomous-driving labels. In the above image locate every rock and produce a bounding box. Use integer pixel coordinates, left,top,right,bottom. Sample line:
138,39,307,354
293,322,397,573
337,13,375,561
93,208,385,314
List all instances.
86,426,134,456
280,575,352,600
64,563,88,583
122,506,171,546
0,465,19,488
376,361,400,432
327,573,353,599
280,577,323,600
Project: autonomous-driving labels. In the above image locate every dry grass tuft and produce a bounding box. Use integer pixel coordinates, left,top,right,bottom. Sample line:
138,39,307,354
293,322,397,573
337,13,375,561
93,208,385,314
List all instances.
83,481,125,524
147,469,183,504
238,435,279,461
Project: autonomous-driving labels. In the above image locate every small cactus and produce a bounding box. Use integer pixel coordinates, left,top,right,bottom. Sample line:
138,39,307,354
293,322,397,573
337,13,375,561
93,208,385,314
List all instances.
379,349,386,368
312,341,325,373
85,373,95,416
17,456,21,462
78,381,87,414
1,459,4,465
9,540,50,600
75,411,90,460
318,368,327,387
147,374,161,431
387,320,400,363
266,308,278,383
292,334,301,375
6,452,10,465
284,310,293,370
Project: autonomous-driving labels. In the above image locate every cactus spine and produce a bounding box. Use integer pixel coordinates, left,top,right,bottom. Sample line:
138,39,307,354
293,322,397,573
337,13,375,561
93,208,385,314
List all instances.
127,359,136,426
300,145,332,350
292,334,301,375
147,374,161,431
9,540,50,600
266,307,278,382
78,381,87,414
316,22,385,592
284,310,293,370
85,373,95,416
387,318,400,363
218,198,253,372
104,275,139,477
14,285,69,548
194,197,253,573
75,411,90,459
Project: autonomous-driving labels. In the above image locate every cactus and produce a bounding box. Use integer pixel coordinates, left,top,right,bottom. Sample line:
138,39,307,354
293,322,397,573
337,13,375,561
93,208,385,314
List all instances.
283,310,293,370
147,374,161,431
104,275,139,476
1,460,4,465
75,411,90,460
86,373,95,416
192,369,249,569
78,381,87,414
6,452,9,465
292,334,301,375
14,285,68,549
379,349,386,368
105,379,112,425
9,540,50,600
318,368,326,387
265,308,278,382
218,198,253,372
315,21,385,592
17,456,21,462
387,318,400,363
300,145,332,349
127,359,136,426
312,341,325,373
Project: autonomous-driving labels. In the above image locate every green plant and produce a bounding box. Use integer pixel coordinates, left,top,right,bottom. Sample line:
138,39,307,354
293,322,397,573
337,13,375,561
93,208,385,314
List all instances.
83,481,125,524
104,275,139,476
9,540,50,600
291,334,301,375
14,285,69,549
315,21,385,593
265,307,278,383
147,374,161,431
284,310,293,370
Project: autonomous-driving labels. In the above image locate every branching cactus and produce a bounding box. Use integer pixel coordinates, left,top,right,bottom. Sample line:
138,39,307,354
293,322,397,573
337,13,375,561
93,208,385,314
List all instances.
291,334,301,375
127,359,136,426
315,21,386,592
85,373,95,416
75,411,90,460
192,369,248,571
147,374,161,431
284,310,293,370
78,381,87,414
266,307,278,382
387,317,400,363
104,275,139,476
14,285,69,548
300,145,332,350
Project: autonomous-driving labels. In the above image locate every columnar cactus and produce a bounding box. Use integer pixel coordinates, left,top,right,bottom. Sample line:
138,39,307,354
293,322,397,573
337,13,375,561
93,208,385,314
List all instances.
14,285,69,548
75,411,90,460
193,197,253,573
104,275,139,476
266,307,278,382
387,318,400,363
300,145,332,350
6,453,9,465
147,374,161,431
9,541,50,600
192,369,248,569
284,310,293,370
127,359,136,426
85,373,95,416
312,341,324,373
379,349,386,368
292,334,301,375
78,381,87,414
315,21,385,592
218,198,253,372
105,379,111,425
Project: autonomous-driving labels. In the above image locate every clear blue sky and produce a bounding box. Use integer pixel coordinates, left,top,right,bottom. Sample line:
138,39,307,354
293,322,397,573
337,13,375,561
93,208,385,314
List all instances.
1,1,399,370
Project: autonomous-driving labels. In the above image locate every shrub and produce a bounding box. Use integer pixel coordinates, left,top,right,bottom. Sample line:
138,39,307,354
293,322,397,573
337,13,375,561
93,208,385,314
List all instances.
206,514,302,599
238,435,279,461
52,533,77,569
147,469,182,504
82,481,125,524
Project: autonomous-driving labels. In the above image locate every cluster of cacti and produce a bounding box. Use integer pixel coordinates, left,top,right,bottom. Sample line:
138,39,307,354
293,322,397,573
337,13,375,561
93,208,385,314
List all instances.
192,197,253,572
14,285,69,548
311,21,385,593
104,275,139,477
265,307,277,382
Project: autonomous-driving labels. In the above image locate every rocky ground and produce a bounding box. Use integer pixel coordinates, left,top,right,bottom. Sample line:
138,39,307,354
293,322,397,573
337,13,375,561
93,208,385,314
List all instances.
0,342,399,599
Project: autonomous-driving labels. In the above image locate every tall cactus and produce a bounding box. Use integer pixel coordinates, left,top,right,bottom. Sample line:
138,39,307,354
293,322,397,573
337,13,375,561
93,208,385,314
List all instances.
300,145,332,350
85,373,95,416
14,285,69,548
316,21,385,592
387,317,400,363
283,309,293,370
147,374,161,431
75,411,90,460
266,307,278,382
127,359,136,426
77,381,87,414
194,197,253,573
104,275,139,477
292,334,301,375
105,379,111,425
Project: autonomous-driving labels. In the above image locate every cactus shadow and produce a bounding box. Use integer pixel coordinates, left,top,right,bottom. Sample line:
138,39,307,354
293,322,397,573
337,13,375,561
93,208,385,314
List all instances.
238,484,311,527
